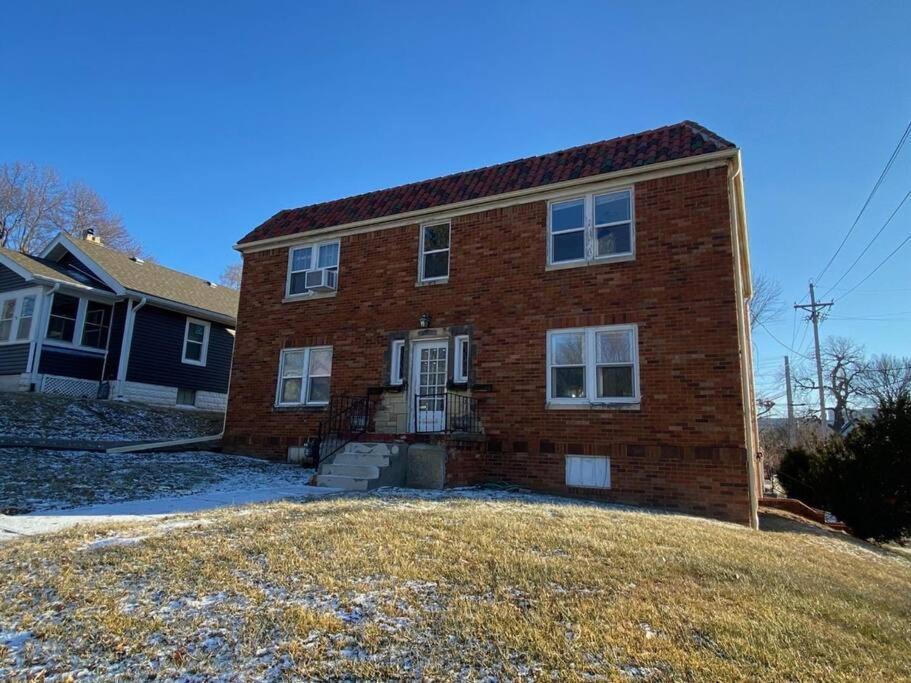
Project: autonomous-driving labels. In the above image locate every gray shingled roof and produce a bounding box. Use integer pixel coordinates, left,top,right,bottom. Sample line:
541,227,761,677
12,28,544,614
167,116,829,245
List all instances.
0,246,87,288
74,238,239,319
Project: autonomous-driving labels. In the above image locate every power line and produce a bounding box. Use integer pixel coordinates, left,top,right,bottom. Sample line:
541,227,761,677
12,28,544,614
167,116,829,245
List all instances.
757,322,814,360
821,190,911,297
837,229,911,302
814,118,911,284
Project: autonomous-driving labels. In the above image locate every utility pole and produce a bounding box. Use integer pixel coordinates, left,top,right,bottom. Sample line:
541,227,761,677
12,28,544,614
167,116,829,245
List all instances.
784,355,796,446
795,283,833,438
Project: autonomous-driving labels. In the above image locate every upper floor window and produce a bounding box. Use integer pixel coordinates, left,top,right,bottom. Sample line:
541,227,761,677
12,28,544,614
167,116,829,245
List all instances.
548,188,634,266
182,318,211,366
546,324,639,405
419,222,450,282
277,346,332,406
287,241,340,297
0,293,36,343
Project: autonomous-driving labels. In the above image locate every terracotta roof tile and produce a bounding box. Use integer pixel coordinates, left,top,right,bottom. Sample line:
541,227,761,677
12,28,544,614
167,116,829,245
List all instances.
238,121,735,245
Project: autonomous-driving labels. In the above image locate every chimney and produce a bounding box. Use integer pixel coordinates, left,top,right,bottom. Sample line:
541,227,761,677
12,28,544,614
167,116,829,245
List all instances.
81,228,102,245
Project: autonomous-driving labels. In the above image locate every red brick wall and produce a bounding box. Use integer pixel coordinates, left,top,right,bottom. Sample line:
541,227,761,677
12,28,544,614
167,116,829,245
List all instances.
225,165,753,524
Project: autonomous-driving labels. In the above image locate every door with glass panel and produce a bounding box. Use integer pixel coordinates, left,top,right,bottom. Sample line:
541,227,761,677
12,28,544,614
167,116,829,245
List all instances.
411,340,448,432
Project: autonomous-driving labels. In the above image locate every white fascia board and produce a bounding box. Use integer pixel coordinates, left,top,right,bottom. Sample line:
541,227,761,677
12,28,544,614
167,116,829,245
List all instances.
235,149,738,253
125,290,236,327
39,233,127,295
0,252,36,281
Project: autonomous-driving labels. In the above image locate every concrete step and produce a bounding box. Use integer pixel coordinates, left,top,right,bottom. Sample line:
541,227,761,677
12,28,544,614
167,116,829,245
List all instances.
332,452,390,467
343,442,399,457
323,463,381,479
315,474,370,491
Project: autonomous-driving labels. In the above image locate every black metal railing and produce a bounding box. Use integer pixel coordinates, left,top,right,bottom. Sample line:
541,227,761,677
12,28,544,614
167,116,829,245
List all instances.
414,391,482,434
314,394,377,467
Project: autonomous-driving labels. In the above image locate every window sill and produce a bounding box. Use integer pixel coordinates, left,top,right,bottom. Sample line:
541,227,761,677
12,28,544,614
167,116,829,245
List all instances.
545,253,635,272
546,401,641,411
41,340,107,355
273,404,329,412
415,278,449,288
283,291,338,304
181,359,207,367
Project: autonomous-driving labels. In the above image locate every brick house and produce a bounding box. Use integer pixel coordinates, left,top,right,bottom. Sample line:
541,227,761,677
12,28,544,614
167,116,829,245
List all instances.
224,121,760,526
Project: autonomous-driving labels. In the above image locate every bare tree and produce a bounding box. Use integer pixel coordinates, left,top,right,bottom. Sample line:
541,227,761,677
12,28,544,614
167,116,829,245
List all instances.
861,354,911,406
0,162,66,253
749,273,783,328
220,261,242,289
795,336,869,430
0,161,142,255
61,182,141,254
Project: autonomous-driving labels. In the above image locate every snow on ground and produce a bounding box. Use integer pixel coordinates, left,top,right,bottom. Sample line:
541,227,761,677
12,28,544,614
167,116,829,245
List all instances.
0,392,223,442
0,450,331,541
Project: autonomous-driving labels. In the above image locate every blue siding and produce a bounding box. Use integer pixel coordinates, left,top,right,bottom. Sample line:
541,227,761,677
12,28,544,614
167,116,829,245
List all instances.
0,264,27,293
0,344,29,374
38,345,105,380
127,305,234,393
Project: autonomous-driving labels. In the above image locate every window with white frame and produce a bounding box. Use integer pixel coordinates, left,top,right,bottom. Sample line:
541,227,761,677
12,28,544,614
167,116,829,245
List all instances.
277,346,333,406
287,241,340,297
0,298,17,342
390,339,405,385
453,334,469,383
547,324,639,404
548,188,633,265
419,222,450,282
44,293,112,349
182,318,210,366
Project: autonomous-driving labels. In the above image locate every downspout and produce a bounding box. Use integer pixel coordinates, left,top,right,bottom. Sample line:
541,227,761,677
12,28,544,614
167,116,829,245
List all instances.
728,153,760,529
97,299,120,398
29,283,60,390
114,296,147,399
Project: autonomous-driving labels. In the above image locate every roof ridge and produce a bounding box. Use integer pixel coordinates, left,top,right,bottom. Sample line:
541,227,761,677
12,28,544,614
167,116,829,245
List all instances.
268,121,703,216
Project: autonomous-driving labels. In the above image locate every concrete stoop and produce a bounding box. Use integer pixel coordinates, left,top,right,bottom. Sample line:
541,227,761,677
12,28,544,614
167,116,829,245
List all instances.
315,441,407,491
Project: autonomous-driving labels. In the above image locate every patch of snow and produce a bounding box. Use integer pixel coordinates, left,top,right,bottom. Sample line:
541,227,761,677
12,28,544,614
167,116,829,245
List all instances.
82,535,148,550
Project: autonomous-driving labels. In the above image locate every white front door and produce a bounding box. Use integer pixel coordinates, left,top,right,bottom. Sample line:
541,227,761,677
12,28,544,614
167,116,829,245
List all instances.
411,340,448,432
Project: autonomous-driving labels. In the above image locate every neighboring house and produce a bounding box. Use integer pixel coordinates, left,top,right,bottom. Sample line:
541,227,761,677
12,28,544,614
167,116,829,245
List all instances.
225,121,759,526
0,231,238,410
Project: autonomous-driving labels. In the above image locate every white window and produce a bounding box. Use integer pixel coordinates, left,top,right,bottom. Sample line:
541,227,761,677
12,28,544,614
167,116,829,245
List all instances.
0,298,16,342
419,221,450,282
548,188,634,265
277,346,333,406
390,339,405,385
453,334,469,383
566,455,611,488
287,241,340,297
546,324,639,405
182,318,211,366
17,295,36,341
44,293,112,350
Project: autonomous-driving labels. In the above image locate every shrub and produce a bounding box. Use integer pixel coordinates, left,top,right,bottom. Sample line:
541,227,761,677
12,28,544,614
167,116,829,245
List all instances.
777,396,911,542
777,446,830,510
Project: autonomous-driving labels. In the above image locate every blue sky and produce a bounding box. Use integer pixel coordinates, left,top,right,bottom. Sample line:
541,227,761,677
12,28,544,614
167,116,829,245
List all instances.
3,2,909,409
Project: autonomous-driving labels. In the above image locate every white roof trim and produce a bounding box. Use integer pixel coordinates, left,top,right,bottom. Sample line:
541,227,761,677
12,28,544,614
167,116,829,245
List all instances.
39,233,127,295
235,148,738,253
0,252,36,281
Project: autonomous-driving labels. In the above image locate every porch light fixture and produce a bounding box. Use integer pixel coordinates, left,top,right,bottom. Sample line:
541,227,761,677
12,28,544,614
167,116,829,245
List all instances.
419,312,431,329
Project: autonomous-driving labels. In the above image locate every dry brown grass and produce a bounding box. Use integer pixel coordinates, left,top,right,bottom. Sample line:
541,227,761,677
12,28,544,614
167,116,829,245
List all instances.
1,493,910,680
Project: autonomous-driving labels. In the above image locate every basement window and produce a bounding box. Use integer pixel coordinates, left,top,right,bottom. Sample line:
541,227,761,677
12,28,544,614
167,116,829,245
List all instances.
565,455,611,488
176,388,197,406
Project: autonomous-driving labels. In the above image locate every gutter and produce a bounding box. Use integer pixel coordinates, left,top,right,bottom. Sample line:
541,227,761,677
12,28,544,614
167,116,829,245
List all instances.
114,296,147,398
727,152,759,529
234,148,739,253
124,290,236,327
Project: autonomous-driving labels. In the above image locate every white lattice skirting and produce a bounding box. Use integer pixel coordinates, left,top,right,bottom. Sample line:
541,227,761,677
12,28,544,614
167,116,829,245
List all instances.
41,374,100,398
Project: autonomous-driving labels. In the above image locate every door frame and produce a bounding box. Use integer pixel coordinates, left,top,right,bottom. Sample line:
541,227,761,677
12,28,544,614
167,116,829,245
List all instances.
409,337,449,432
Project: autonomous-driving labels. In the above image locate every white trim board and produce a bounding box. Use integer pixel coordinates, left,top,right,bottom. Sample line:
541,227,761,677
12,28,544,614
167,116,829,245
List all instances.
235,150,736,253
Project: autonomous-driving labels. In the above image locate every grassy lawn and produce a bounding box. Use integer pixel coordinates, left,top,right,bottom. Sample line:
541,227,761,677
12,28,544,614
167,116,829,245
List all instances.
1,493,909,680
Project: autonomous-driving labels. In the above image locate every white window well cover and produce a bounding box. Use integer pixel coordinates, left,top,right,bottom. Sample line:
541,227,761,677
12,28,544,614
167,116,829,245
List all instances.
565,455,611,488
